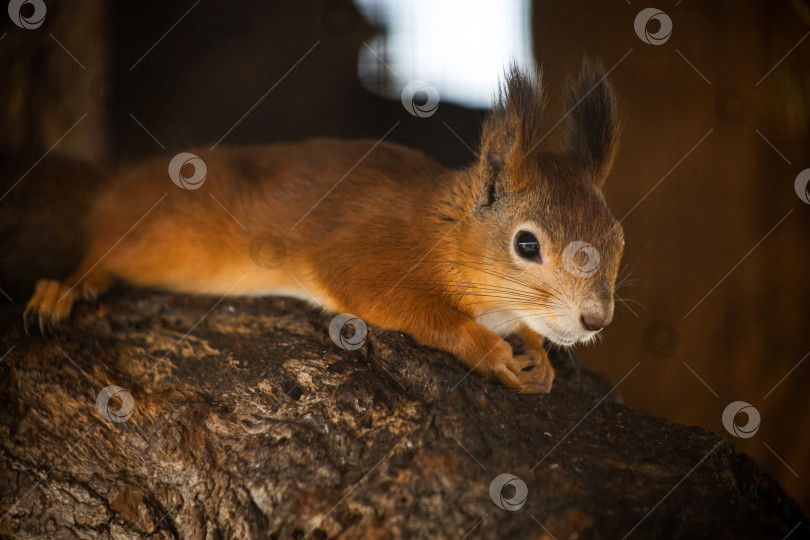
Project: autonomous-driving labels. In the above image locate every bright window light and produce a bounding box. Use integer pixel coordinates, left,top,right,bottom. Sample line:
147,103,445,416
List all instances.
355,0,534,109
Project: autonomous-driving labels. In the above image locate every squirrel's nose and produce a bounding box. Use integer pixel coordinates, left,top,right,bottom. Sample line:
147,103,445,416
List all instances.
580,313,609,332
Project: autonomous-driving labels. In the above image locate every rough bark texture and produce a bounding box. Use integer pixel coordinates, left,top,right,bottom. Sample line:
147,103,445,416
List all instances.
0,290,806,539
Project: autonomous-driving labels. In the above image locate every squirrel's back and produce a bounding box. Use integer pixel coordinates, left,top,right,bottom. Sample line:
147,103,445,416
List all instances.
99,138,448,228
71,137,455,304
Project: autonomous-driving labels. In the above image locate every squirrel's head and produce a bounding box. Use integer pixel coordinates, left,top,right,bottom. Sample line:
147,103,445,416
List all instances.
459,60,623,346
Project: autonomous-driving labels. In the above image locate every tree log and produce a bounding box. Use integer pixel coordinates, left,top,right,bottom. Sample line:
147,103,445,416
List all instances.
0,290,806,539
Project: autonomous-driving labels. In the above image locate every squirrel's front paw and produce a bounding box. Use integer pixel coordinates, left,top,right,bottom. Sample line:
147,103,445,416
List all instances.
511,352,555,393
489,345,555,394
500,327,555,393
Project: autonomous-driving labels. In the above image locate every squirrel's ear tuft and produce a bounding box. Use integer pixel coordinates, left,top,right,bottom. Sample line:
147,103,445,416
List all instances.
479,64,545,178
564,59,620,187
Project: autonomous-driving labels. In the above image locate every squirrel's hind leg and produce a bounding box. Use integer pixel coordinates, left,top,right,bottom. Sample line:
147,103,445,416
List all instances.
24,268,113,334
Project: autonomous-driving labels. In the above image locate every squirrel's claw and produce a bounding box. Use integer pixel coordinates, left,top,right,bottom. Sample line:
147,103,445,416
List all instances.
23,279,74,335
22,305,51,336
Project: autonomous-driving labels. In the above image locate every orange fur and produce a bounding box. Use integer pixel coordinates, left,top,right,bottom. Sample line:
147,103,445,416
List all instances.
25,61,623,393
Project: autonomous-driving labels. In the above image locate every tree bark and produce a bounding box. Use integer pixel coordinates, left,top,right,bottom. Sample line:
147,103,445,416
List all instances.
0,290,806,539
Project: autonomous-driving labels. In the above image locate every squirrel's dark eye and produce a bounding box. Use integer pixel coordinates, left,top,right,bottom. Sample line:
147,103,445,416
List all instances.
515,231,541,261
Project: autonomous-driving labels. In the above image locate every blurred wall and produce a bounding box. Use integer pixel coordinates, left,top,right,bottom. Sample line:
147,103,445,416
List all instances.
1,0,808,514
0,0,110,163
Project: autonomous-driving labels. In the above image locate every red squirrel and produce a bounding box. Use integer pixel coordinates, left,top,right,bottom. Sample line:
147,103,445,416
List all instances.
25,60,623,393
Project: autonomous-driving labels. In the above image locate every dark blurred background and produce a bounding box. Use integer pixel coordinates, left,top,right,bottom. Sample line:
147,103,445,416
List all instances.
1,0,808,514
